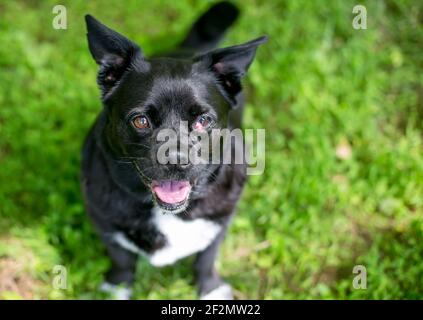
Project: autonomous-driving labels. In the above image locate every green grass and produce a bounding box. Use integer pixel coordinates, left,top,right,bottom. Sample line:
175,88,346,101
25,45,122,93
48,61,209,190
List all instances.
0,0,422,299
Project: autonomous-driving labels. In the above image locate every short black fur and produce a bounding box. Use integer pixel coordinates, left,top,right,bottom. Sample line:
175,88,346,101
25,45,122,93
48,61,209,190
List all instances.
81,1,267,299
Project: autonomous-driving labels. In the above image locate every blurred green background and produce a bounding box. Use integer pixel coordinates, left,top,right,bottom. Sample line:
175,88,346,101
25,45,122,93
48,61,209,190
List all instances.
0,0,422,299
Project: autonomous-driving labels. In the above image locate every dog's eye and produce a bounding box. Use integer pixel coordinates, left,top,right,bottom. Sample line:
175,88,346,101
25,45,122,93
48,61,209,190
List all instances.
132,115,150,129
193,115,212,131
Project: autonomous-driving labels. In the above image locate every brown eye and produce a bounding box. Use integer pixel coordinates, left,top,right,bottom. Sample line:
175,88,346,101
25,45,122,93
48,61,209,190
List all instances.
132,115,150,129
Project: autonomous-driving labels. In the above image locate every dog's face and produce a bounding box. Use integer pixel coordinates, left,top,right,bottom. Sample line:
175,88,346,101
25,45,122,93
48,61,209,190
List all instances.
85,15,266,213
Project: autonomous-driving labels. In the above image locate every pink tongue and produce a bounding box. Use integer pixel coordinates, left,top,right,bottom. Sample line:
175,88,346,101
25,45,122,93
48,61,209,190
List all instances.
152,181,191,204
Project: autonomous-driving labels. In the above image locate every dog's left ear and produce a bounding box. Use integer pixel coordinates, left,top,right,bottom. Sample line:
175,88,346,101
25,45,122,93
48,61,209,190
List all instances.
196,36,268,105
85,15,148,96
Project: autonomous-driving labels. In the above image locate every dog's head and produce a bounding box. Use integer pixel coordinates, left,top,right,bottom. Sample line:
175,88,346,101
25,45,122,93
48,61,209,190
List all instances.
85,15,266,213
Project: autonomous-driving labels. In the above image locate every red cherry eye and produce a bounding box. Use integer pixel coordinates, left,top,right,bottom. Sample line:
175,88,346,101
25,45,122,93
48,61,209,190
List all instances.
194,115,211,130
132,115,150,129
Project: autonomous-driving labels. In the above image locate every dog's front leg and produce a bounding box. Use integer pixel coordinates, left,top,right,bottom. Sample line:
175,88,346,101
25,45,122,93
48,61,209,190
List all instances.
100,238,138,300
194,230,233,300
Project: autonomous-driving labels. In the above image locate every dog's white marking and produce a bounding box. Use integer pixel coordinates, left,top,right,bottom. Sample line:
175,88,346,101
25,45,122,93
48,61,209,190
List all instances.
100,282,132,300
113,207,222,267
113,232,143,254
200,284,233,300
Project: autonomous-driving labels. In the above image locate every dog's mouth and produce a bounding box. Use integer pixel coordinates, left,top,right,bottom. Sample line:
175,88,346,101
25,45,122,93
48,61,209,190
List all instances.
151,180,191,212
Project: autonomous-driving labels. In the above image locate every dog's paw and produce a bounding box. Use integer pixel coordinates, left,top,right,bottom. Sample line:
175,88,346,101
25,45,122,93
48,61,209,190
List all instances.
200,283,233,300
99,282,132,300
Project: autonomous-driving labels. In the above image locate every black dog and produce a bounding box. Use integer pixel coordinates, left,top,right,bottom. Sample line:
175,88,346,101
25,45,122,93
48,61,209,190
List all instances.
81,1,266,299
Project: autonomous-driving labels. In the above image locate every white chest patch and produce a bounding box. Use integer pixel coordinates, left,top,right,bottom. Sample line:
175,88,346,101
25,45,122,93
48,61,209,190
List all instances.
113,207,222,267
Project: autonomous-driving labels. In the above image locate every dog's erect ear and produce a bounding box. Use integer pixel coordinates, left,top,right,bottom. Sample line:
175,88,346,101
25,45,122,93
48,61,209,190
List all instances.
196,36,268,105
85,15,147,96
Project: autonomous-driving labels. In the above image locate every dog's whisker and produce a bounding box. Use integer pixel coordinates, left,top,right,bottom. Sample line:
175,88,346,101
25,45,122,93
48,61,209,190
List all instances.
126,142,151,149
117,156,150,162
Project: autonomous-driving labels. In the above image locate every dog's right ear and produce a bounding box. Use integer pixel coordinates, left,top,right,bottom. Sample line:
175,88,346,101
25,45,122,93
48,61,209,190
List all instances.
194,36,268,106
85,15,148,96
